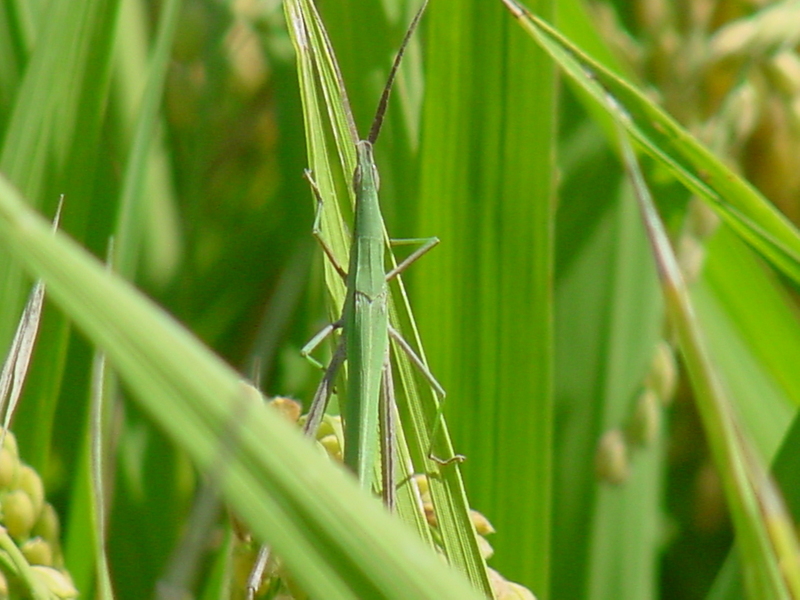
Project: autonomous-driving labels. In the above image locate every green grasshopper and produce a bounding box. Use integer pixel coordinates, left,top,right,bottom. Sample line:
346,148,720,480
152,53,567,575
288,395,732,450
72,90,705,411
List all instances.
299,0,444,500
246,3,447,596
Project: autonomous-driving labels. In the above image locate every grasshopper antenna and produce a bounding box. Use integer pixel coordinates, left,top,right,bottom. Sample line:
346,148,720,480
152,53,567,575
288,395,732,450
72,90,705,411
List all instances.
367,0,429,145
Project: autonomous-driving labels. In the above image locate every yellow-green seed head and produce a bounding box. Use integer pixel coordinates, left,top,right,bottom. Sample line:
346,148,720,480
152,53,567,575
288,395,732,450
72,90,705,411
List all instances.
489,568,514,599
17,465,44,520
312,415,344,462
470,510,495,536
677,235,706,283
410,474,436,527
595,429,630,485
1,431,18,460
21,536,53,567
489,565,539,600
477,534,494,560
646,340,678,404
627,388,661,448
423,501,437,528
714,81,761,152
30,566,78,599
0,447,20,490
2,489,36,540
318,434,342,461
238,381,266,408
318,415,343,441
506,581,539,600
32,503,60,545
768,51,800,96
413,474,430,498
312,418,333,439
269,396,302,423
710,6,794,60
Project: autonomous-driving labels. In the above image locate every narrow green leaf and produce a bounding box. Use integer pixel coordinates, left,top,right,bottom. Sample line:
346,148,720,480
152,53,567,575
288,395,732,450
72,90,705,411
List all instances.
415,0,556,595
112,0,183,280
89,350,114,600
698,231,800,599
619,126,797,600
700,228,800,410
0,173,486,600
502,0,800,287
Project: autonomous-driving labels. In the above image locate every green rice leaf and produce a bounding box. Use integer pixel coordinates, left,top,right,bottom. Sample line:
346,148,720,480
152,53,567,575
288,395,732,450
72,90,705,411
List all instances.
502,0,800,286
0,173,486,600
619,125,798,600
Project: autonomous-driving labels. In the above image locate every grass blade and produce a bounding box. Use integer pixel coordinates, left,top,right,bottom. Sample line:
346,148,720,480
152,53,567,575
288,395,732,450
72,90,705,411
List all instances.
618,121,799,600
0,173,486,600
502,0,800,286
112,0,182,280
414,0,556,594
89,348,115,600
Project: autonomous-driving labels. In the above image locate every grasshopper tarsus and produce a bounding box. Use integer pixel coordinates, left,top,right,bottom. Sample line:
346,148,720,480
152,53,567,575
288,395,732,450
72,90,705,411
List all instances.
428,453,467,467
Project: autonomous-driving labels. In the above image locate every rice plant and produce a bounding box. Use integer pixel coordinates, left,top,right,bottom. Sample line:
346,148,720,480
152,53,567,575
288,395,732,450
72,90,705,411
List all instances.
1,0,800,598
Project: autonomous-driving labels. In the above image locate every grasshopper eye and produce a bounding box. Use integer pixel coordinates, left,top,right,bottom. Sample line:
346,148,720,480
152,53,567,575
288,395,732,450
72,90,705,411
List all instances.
353,163,362,189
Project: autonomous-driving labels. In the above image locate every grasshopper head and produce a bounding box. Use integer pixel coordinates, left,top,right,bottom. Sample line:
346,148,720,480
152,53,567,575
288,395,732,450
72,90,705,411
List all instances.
353,140,380,192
